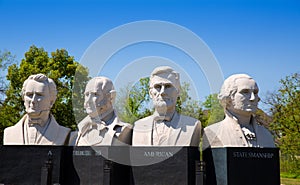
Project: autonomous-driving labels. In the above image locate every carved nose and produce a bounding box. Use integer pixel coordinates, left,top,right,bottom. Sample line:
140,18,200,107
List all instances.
32,94,38,102
160,86,166,95
86,94,93,102
250,92,255,101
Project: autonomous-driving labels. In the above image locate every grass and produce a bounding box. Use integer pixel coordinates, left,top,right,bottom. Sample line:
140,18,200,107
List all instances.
281,178,300,185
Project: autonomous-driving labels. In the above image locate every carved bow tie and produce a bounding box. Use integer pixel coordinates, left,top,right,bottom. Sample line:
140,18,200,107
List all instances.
154,116,171,122
89,121,109,132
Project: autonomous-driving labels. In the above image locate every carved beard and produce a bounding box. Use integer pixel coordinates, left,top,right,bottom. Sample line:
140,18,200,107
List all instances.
153,99,168,115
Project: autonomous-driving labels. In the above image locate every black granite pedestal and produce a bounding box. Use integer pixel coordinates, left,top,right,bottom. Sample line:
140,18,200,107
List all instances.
0,145,64,185
130,147,200,185
0,146,131,185
203,147,280,185
61,146,131,185
0,146,201,185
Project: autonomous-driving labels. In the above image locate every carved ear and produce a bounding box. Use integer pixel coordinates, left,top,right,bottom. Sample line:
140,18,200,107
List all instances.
110,90,116,104
223,96,232,109
149,88,154,99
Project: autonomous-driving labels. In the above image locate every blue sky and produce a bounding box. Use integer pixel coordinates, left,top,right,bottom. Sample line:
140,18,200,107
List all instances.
1,0,300,111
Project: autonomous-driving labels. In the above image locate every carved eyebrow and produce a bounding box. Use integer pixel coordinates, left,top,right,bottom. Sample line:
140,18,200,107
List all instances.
240,89,250,93
35,92,45,96
25,92,33,95
164,83,173,88
25,91,44,95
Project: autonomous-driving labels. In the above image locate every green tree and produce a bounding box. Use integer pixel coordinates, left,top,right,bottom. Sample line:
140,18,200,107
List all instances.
202,93,224,127
0,50,15,104
116,77,152,124
0,45,89,143
178,82,207,126
266,72,300,175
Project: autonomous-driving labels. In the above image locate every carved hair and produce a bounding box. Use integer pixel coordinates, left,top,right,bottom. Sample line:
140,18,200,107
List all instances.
218,74,259,107
86,77,116,102
149,66,180,93
21,74,57,104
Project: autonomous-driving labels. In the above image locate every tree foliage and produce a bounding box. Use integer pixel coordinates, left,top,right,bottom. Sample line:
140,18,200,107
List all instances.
0,46,89,143
266,72,300,174
116,77,152,124
0,50,15,104
177,82,207,125
202,93,224,127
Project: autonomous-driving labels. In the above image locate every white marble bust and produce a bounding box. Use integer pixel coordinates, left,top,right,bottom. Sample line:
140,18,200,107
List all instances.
132,66,201,146
203,74,275,149
3,74,71,145
69,77,132,146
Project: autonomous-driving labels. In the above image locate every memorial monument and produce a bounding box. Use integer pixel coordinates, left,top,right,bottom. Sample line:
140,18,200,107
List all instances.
203,73,275,148
3,74,71,145
69,76,132,146
202,74,279,185
132,66,201,146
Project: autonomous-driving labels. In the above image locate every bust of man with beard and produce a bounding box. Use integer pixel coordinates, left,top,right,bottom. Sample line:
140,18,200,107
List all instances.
132,66,201,146
3,74,71,145
69,77,132,146
202,74,275,149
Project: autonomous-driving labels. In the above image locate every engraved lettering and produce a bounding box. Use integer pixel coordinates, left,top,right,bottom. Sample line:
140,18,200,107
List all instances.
144,151,174,157
144,151,155,157
73,150,93,156
233,151,274,159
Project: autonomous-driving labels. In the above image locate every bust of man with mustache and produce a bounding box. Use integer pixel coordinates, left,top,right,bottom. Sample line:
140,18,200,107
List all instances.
132,66,201,146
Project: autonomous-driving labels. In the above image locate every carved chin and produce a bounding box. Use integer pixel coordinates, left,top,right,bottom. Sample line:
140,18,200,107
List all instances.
86,108,94,113
86,108,97,116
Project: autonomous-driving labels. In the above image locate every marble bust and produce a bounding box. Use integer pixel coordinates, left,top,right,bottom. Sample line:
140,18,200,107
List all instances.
3,74,71,145
132,66,201,146
69,77,132,146
203,74,275,149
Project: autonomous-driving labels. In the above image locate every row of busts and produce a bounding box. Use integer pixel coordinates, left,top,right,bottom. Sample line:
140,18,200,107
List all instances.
3,66,275,149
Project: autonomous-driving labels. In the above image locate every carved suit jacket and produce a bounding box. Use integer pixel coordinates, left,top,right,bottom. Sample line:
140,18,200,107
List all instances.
69,114,132,146
3,114,71,145
202,113,275,149
132,111,201,146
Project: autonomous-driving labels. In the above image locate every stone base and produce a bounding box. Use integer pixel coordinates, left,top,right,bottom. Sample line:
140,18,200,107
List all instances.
203,147,280,185
0,145,63,184
130,147,200,185
0,146,200,185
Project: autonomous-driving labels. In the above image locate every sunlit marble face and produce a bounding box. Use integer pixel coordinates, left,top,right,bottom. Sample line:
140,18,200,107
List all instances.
228,78,259,116
149,75,179,114
84,78,113,119
24,80,52,117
